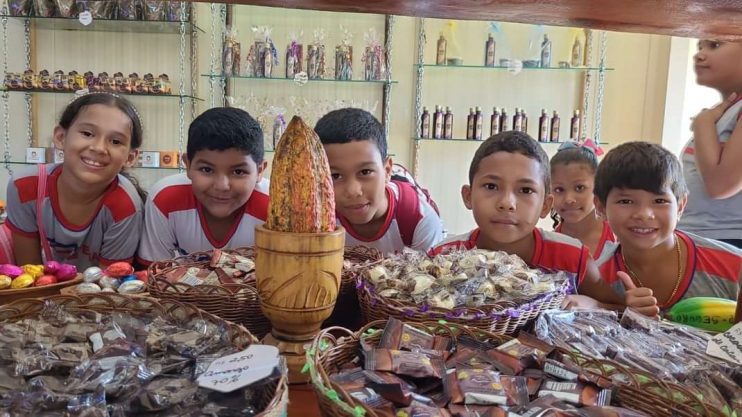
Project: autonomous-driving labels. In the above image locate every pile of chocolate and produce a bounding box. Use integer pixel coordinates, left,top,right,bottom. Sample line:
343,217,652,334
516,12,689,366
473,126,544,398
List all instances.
4,70,172,95
0,300,281,416
363,249,568,310
536,309,741,415
156,249,256,288
326,317,647,417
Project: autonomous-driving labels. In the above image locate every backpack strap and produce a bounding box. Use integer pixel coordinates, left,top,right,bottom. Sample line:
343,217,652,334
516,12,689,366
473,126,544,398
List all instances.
36,164,53,262
393,180,422,248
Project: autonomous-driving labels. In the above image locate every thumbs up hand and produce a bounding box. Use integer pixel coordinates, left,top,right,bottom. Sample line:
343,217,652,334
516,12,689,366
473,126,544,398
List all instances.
618,271,660,317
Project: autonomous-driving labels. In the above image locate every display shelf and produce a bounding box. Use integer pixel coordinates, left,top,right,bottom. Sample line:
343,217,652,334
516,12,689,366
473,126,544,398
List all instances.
3,160,183,170
0,15,204,34
202,74,397,85
1,88,203,101
417,63,614,72
414,137,571,144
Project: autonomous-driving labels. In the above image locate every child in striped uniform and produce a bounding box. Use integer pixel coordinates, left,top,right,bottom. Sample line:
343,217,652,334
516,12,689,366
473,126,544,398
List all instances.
429,131,621,309
590,142,740,317
550,141,615,258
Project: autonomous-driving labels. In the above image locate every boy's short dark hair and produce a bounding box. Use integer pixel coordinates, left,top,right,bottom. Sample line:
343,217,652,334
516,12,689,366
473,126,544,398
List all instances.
469,131,550,191
187,107,264,163
314,108,387,159
594,141,688,204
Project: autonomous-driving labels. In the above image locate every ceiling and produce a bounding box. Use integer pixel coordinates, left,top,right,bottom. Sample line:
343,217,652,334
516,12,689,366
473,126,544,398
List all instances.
202,0,742,39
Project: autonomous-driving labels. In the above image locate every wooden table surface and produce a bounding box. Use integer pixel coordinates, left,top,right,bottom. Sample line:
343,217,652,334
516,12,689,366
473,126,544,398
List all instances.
288,384,322,417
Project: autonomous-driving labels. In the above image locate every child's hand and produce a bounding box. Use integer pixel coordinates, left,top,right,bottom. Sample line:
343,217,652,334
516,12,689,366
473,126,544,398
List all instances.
618,271,660,317
561,294,601,310
692,92,738,130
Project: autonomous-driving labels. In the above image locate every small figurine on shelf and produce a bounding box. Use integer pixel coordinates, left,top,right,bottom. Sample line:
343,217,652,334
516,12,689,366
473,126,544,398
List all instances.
113,72,128,94
52,70,68,91
21,69,37,90
286,31,304,79
143,73,156,94
253,25,279,78
4,73,22,90
96,72,111,92
363,28,386,81
152,74,172,95
307,28,326,80
335,25,353,81
38,70,53,90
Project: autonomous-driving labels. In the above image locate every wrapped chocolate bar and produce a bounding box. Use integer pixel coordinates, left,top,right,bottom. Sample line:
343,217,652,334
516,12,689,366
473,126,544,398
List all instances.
446,367,530,406
9,0,33,16
486,333,553,375
307,28,326,80
285,31,303,79
365,349,445,379
335,25,353,80
166,0,190,21
142,0,165,20
537,380,611,407
378,317,452,356
34,0,56,17
363,27,387,81
56,0,77,17
252,25,278,78
117,0,140,20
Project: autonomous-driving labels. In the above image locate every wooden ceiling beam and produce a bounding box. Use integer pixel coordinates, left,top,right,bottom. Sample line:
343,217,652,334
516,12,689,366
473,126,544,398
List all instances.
195,0,742,39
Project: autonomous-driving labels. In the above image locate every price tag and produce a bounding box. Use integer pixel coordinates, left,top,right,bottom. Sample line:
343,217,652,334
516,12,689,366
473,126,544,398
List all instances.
197,345,279,393
706,322,742,365
78,11,93,26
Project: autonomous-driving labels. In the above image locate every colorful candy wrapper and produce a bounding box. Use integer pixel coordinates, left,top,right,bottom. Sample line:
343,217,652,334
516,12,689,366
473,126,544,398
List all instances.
307,28,326,80
253,25,279,78
335,25,353,81
285,31,304,79
222,27,240,76
363,28,386,81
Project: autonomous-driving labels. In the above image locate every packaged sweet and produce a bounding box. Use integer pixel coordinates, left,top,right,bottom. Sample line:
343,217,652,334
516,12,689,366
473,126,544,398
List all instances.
363,27,386,81
56,263,78,281
0,275,11,290
105,262,134,278
118,280,145,294
34,275,58,287
365,349,445,379
21,69,38,90
9,0,33,16
285,31,303,79
83,266,104,283
306,28,326,79
446,367,530,406
252,26,278,78
117,0,140,20
33,0,56,17
56,0,77,17
4,72,23,90
537,380,611,407
152,73,171,94
166,1,190,21
38,69,53,90
76,282,102,293
0,264,23,278
11,273,34,289
142,0,165,20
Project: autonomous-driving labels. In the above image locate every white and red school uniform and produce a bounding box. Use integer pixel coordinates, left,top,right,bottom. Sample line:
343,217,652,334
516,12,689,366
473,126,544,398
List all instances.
339,180,443,255
555,221,616,258
137,173,269,265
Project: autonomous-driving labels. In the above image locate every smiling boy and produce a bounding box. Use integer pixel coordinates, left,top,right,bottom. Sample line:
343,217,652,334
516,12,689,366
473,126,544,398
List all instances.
137,107,268,265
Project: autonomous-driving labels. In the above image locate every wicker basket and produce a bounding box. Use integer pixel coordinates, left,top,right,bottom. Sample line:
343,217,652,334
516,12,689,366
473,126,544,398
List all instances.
0,293,288,417
558,348,727,417
307,319,512,417
357,276,569,335
324,246,383,330
147,248,271,339
0,274,83,305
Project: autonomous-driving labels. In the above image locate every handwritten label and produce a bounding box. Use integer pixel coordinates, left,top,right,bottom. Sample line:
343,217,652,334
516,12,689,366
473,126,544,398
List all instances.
78,11,92,26
706,322,742,365
197,344,279,393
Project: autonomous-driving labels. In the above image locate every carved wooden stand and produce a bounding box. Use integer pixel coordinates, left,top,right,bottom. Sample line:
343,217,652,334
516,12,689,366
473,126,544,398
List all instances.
254,225,345,383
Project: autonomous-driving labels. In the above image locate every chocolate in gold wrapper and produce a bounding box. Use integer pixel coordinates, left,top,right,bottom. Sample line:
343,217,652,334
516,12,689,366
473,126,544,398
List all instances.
11,273,34,289
0,275,11,290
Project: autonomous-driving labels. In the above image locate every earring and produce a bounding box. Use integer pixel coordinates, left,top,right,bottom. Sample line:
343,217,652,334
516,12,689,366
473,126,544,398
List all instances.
595,211,603,220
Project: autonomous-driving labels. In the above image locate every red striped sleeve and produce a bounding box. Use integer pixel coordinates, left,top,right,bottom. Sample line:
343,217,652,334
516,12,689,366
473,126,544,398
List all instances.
695,245,741,283
14,176,39,204
152,184,197,217
102,185,137,222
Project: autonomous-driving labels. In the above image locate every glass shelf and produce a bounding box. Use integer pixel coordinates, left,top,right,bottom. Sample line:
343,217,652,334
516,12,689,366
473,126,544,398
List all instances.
202,74,397,85
0,15,203,34
1,88,203,101
415,137,568,144
417,64,613,72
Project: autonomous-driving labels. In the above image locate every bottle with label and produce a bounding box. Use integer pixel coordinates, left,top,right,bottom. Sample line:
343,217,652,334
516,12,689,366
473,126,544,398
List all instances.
474,106,484,140
538,109,549,142
436,33,447,66
443,107,454,139
521,109,528,135
550,110,561,142
541,34,552,68
490,107,501,136
513,107,523,132
570,109,581,139
500,109,510,132
571,37,583,67
420,107,430,139
466,107,475,140
433,105,444,139
484,34,496,67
